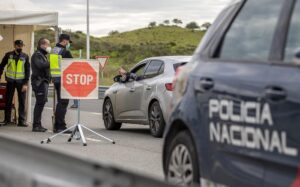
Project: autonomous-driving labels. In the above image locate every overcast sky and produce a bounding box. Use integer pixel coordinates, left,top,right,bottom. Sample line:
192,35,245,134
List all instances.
31,0,231,37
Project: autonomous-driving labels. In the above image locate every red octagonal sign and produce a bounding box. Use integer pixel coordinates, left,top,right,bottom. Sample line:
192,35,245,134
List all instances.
62,62,97,97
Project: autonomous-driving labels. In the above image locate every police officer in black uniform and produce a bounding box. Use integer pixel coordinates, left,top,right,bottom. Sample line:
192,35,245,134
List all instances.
0,40,30,127
31,38,51,132
52,34,73,133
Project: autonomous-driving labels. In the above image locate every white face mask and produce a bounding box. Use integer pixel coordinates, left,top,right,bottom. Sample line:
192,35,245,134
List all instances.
46,46,52,53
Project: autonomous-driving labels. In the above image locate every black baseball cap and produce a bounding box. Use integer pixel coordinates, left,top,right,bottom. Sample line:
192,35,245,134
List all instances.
59,34,72,43
14,40,24,46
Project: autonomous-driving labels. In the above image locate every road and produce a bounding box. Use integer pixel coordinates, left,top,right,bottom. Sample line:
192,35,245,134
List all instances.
32,97,104,113
0,98,164,181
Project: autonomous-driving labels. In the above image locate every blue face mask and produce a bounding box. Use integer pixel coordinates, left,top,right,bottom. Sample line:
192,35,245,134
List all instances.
66,43,71,49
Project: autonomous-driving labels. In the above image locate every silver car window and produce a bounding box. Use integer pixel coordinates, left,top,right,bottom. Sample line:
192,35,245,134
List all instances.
144,60,164,79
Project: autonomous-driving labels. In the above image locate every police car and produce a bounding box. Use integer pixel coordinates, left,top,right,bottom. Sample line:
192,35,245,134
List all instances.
162,0,300,186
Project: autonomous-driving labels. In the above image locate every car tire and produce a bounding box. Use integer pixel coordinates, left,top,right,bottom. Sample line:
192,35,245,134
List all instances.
103,99,122,130
166,130,200,186
149,101,165,138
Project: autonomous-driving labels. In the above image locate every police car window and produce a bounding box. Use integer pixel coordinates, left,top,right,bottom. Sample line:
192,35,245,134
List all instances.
144,60,164,79
217,0,284,61
284,1,300,62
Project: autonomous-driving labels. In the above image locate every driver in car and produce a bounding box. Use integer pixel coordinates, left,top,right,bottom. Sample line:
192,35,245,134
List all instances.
118,67,138,82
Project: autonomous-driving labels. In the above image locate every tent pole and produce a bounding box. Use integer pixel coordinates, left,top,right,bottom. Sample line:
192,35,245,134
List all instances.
26,29,35,125
52,26,60,131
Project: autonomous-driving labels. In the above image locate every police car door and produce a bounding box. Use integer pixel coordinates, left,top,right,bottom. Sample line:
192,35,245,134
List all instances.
204,0,285,186
262,1,300,186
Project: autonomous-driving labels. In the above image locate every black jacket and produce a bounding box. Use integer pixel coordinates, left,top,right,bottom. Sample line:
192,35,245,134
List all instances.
31,48,50,86
0,50,30,84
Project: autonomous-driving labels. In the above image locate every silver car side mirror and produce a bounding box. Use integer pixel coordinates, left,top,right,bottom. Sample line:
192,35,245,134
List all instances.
113,75,122,83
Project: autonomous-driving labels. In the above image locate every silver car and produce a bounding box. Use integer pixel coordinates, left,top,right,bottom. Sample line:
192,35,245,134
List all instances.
102,56,191,137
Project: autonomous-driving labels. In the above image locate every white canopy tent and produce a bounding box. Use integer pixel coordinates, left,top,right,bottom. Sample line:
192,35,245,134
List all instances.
0,0,58,124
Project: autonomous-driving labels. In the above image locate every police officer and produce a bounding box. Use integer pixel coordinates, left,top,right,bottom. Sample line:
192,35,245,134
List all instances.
0,40,30,127
31,38,51,132
50,34,73,133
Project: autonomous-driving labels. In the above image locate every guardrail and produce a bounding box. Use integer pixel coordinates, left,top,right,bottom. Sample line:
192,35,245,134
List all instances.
0,135,173,187
47,85,110,99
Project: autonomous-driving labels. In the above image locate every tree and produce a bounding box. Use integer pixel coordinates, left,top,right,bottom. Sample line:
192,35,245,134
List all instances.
186,22,200,30
108,30,119,36
148,21,157,28
163,20,170,25
172,18,183,26
201,22,211,31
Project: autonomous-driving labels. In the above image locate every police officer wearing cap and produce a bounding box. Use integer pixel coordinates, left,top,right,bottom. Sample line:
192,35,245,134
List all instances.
50,34,73,133
0,40,30,127
31,38,52,132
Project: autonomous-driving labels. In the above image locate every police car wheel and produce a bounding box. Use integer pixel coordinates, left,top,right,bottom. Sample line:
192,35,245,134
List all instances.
166,130,199,186
149,101,165,138
103,99,122,130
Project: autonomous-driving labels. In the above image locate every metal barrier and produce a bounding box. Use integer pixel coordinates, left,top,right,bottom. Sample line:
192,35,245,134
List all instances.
47,85,110,99
0,135,173,187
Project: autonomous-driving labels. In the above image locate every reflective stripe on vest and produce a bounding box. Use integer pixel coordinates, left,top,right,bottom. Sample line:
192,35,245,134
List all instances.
6,58,25,80
50,47,63,77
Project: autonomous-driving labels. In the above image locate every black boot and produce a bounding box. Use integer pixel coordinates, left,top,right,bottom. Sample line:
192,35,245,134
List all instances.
32,126,48,132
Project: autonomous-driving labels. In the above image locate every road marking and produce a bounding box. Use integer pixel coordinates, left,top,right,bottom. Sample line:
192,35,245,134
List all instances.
91,112,102,116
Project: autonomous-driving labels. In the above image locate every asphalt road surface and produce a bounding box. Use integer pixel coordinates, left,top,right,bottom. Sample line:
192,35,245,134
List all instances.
32,97,104,113
0,98,164,181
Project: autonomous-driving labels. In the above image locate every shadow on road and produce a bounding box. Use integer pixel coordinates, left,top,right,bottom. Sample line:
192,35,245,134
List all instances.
118,128,150,135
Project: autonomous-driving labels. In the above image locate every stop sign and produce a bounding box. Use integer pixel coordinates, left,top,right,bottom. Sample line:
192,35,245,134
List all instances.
62,61,98,98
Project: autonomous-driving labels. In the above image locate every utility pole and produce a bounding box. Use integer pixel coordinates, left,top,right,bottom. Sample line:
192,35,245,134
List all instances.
86,0,90,60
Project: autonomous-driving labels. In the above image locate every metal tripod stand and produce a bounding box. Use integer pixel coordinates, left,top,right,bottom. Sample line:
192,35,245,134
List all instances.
41,100,115,146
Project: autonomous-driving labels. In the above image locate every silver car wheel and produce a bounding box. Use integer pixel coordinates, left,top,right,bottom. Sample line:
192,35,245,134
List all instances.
104,101,113,126
167,144,193,186
150,104,161,133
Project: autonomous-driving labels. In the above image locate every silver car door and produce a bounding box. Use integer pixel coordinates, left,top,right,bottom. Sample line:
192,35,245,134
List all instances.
115,81,134,120
142,60,165,114
115,62,148,121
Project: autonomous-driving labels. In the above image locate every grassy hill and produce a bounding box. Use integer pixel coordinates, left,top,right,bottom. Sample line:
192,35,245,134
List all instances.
35,26,205,85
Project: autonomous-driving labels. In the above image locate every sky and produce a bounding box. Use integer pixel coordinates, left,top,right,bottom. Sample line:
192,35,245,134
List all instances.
31,0,231,37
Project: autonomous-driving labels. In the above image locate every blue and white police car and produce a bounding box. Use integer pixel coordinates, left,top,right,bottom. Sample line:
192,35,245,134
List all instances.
163,0,300,186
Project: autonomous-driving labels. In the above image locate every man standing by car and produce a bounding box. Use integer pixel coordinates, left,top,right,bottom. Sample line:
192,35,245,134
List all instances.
50,34,73,133
31,38,51,132
0,40,30,127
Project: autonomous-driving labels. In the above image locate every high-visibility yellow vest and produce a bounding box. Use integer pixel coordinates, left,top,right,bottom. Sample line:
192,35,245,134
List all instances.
49,47,63,78
6,55,25,80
